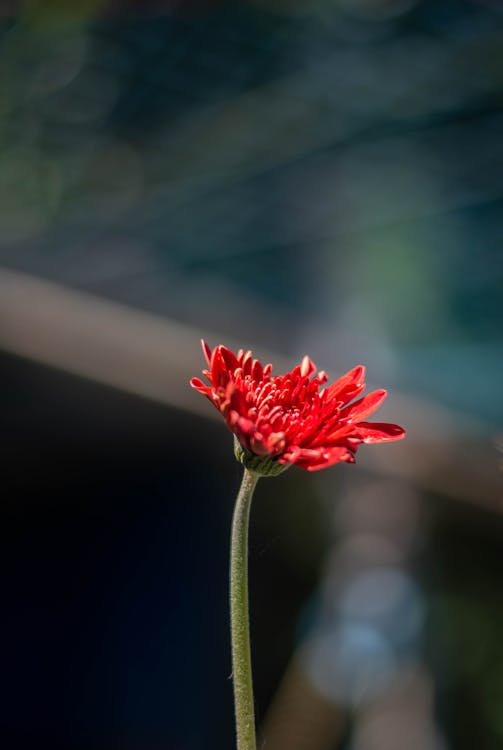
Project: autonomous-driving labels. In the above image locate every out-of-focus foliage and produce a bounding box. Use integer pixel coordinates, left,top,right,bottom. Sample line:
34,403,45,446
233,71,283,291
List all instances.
1,0,502,421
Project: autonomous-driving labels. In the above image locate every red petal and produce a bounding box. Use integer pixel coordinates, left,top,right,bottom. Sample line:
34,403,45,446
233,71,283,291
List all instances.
252,358,264,381
233,414,256,435
227,387,249,417
355,422,406,443
300,355,316,378
249,436,271,456
210,345,238,382
190,377,210,393
298,445,356,471
201,339,212,366
327,364,365,393
324,365,366,403
242,350,252,369
220,346,239,372
339,389,387,423
209,346,223,378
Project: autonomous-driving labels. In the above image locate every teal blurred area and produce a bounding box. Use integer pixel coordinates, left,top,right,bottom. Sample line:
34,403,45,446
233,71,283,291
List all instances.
1,0,502,420
1,1,502,749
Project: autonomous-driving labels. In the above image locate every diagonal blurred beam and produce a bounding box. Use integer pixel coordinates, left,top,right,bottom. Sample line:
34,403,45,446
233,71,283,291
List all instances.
0,266,501,509
0,266,216,418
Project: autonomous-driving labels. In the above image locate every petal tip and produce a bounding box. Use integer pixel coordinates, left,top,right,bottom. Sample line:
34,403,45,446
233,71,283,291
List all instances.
201,339,212,366
190,376,206,390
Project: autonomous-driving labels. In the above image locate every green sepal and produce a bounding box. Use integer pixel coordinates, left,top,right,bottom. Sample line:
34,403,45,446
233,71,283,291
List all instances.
233,436,290,477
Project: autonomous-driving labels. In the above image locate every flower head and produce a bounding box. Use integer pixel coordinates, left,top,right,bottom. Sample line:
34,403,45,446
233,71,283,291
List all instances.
190,341,405,472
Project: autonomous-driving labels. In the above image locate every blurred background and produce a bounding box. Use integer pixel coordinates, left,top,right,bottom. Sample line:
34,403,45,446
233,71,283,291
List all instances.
1,0,502,748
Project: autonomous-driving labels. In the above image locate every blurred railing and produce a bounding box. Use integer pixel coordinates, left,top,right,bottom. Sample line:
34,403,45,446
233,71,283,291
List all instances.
1,266,501,512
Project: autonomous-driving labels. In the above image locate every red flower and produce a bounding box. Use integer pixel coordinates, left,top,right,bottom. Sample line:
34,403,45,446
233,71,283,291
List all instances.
190,341,405,472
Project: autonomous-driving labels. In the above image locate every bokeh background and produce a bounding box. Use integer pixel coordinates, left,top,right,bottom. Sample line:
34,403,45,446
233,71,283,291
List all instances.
1,1,502,748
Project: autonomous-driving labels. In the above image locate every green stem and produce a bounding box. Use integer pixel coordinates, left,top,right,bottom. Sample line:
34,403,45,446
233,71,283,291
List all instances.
230,467,260,750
